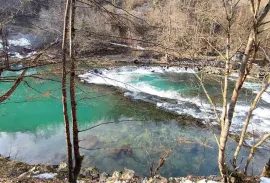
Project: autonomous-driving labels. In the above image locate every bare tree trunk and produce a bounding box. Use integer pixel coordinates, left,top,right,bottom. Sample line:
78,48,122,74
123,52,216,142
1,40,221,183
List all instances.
61,0,74,182
218,0,270,178
69,0,82,180
233,77,270,168
221,24,231,130
219,35,257,181
0,25,9,68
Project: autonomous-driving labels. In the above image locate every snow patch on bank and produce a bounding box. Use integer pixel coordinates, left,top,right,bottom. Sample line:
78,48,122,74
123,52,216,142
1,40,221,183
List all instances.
33,173,57,179
110,42,145,50
197,180,219,183
261,177,270,183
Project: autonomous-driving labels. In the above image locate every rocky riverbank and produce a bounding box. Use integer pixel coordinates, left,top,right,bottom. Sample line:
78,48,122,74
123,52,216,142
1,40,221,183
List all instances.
77,55,268,80
0,156,265,183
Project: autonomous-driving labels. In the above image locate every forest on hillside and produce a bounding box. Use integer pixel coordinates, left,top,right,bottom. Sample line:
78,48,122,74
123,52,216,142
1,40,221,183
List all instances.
1,0,270,61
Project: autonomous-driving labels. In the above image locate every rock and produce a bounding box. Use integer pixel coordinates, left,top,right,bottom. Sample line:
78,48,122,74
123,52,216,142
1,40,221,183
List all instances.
105,144,133,159
99,172,109,182
112,171,122,180
29,166,37,173
145,177,153,183
104,177,115,183
197,179,207,183
202,66,222,75
81,167,99,179
230,177,237,183
194,67,201,72
120,144,133,156
142,177,148,183
208,175,221,182
57,162,68,172
134,59,139,64
42,165,57,172
168,177,177,183
121,168,135,180
18,166,42,179
174,177,185,182
18,171,31,178
80,134,99,149
153,175,168,183
184,180,193,183
94,69,99,74
77,181,86,183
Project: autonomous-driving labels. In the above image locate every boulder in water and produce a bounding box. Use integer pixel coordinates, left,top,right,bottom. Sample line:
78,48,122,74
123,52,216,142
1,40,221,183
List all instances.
134,59,139,64
94,69,99,73
80,134,99,149
93,69,102,75
104,144,133,159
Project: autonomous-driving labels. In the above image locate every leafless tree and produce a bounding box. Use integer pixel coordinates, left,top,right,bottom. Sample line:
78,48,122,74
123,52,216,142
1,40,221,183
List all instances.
196,1,270,182
61,0,74,182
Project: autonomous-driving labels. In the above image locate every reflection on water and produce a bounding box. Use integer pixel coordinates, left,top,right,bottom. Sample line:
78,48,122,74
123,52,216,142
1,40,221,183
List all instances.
0,118,269,177
0,71,269,177
0,126,66,165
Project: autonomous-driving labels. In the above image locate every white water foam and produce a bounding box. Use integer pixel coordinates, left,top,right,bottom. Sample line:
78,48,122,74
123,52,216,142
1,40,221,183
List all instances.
79,66,270,136
0,37,34,58
228,74,270,134
229,75,270,104
9,38,31,47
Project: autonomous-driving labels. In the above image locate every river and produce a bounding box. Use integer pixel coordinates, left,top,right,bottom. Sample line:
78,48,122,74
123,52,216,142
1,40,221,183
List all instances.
0,66,269,177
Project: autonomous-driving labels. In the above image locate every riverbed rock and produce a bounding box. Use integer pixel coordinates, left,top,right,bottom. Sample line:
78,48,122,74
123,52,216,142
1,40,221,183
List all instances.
57,162,68,172
80,134,99,149
168,177,177,183
121,168,135,180
18,166,47,179
81,167,99,179
202,66,222,75
105,144,133,159
148,175,168,183
99,172,109,182
112,171,122,179
18,171,32,178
